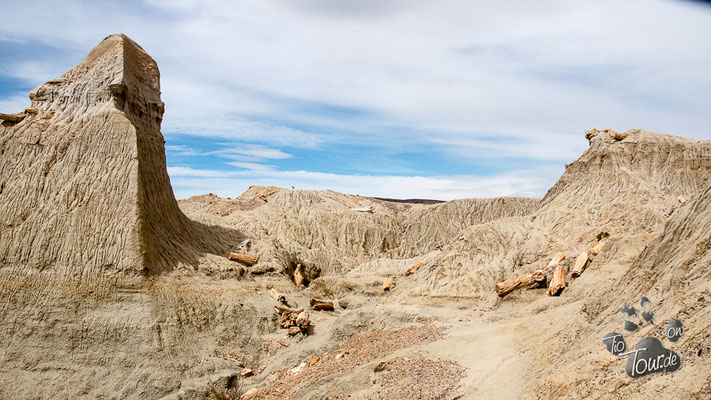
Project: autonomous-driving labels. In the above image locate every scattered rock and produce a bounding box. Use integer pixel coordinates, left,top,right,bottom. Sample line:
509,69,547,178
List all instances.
240,369,254,378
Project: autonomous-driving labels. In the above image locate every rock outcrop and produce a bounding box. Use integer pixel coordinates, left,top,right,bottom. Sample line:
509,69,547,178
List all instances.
0,34,253,400
0,34,242,282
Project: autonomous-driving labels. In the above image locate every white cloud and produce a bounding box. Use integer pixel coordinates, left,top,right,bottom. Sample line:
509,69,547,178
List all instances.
2,0,710,199
210,145,292,160
226,162,276,171
167,165,563,201
0,93,31,113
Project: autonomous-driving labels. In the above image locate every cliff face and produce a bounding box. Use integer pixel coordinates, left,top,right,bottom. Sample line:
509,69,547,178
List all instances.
0,35,256,400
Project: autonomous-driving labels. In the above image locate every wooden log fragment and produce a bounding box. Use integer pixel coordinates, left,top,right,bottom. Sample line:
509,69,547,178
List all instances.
589,240,605,256
296,310,310,331
308,355,320,367
570,251,590,279
403,258,426,277
293,263,304,288
310,298,334,311
495,269,546,297
544,252,566,273
228,252,259,266
242,388,261,400
269,288,287,303
547,265,567,296
274,304,292,315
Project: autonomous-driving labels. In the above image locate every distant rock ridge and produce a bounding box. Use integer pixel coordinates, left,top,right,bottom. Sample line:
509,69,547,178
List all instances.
0,34,241,282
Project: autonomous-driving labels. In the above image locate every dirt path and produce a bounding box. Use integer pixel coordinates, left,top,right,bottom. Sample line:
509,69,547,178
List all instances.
409,317,530,399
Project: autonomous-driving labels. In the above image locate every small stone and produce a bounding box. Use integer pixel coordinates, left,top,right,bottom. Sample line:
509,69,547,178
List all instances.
240,368,254,378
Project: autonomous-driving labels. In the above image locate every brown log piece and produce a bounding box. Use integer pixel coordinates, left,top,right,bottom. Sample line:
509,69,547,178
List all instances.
547,265,567,296
274,304,292,315
278,307,305,329
544,252,566,273
228,252,259,266
403,258,426,276
308,355,320,367
495,269,546,297
596,231,610,241
570,251,590,279
294,263,304,287
296,311,310,330
310,298,334,311
589,240,606,256
382,278,396,291
242,388,261,400
269,288,287,303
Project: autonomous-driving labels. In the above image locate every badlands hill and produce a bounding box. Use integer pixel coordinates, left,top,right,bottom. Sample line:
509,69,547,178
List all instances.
0,34,710,399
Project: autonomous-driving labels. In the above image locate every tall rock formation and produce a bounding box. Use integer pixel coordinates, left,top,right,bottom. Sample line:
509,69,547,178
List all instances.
0,35,254,400
0,34,240,282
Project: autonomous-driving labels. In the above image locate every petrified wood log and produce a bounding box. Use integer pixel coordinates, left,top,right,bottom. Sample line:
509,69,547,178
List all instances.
544,252,566,273
294,263,304,287
403,258,426,276
228,252,259,266
547,265,567,296
274,304,292,314
570,251,590,278
275,305,310,334
269,288,287,303
496,269,546,297
382,278,395,291
589,240,606,256
310,298,334,311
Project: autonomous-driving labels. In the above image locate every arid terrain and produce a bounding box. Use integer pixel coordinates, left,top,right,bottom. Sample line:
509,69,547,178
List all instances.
1,34,710,399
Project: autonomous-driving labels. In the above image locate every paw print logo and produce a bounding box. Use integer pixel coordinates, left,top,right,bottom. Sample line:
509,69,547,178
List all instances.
620,296,654,332
602,297,683,378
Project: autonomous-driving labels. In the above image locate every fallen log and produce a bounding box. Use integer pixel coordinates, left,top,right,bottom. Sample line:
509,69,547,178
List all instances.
295,310,310,330
293,263,304,288
310,298,334,311
308,355,320,367
242,388,261,400
547,265,567,296
403,258,426,277
589,240,605,256
544,252,566,273
228,252,259,266
570,251,590,279
276,305,310,334
274,304,292,314
496,269,546,297
269,288,287,303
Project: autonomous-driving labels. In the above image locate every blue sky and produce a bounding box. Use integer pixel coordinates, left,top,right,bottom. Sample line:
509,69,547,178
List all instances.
2,0,711,200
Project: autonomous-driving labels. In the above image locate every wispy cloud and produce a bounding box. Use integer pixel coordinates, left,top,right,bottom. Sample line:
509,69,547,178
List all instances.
167,165,563,200
225,162,276,171
2,0,710,199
